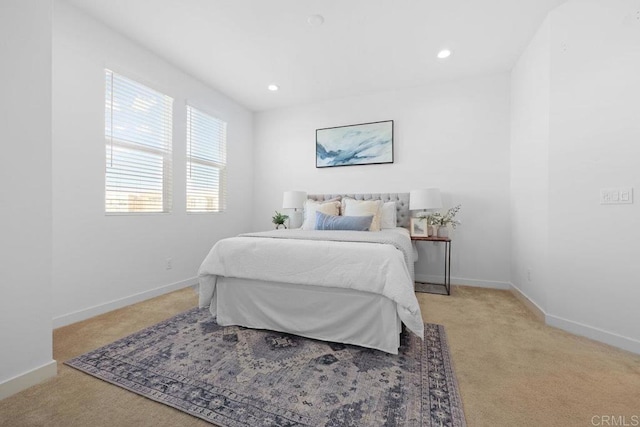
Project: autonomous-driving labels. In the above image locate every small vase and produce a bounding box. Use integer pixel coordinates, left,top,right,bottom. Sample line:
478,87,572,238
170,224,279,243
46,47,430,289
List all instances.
437,226,449,238
428,225,438,237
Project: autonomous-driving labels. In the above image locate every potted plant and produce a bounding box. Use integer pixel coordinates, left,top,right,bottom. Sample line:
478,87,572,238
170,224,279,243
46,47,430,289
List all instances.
427,205,461,238
272,211,289,229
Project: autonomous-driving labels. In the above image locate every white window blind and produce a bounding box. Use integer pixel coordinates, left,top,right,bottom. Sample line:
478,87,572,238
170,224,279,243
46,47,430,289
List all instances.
105,69,173,213
186,106,227,213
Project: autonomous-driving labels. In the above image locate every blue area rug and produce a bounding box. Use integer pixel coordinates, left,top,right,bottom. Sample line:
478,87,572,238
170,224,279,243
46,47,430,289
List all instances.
66,308,466,426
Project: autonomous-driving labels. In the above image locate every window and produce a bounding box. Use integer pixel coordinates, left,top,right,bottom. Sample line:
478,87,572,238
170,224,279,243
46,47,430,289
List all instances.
186,106,227,213
105,69,173,213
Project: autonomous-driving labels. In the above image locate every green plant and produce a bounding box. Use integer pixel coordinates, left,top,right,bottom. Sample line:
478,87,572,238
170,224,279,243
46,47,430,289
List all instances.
272,211,289,229
427,205,462,229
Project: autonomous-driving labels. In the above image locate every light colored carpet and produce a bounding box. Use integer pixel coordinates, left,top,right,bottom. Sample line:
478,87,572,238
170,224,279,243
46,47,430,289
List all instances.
1,285,639,426
418,287,640,427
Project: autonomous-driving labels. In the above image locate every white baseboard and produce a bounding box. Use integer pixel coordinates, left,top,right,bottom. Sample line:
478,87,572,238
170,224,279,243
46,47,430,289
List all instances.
0,360,57,401
509,283,546,322
415,274,511,290
509,282,639,355
53,277,198,328
546,314,640,355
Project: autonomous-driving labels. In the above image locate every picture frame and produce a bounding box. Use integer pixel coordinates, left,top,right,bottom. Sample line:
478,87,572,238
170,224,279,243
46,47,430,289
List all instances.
316,120,394,168
410,217,429,237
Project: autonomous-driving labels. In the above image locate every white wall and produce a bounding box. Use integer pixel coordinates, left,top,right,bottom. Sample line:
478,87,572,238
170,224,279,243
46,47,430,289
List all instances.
0,0,57,397
253,74,512,288
510,0,640,352
51,1,254,325
546,0,640,350
510,17,551,311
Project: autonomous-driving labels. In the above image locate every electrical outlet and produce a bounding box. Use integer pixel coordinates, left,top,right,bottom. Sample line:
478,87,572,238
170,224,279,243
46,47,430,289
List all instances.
166,258,172,270
526,269,532,282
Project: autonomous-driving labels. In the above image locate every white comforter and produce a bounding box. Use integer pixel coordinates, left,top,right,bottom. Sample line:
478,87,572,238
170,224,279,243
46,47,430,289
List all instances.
198,229,424,339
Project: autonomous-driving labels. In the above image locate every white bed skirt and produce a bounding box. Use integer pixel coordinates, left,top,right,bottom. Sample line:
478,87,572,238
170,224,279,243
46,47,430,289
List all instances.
212,277,403,354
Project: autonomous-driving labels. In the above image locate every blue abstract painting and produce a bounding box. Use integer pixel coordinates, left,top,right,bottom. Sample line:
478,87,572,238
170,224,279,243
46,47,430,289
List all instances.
316,120,393,168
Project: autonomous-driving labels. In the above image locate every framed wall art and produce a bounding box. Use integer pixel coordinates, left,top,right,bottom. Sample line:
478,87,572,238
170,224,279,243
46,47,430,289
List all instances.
316,120,393,168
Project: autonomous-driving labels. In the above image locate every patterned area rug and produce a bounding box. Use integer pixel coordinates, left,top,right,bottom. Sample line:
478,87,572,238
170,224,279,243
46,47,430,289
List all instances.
66,308,466,427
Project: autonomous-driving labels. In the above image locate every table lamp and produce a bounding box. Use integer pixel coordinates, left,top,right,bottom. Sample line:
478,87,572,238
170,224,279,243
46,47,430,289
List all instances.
282,191,306,229
410,188,442,236
409,188,442,216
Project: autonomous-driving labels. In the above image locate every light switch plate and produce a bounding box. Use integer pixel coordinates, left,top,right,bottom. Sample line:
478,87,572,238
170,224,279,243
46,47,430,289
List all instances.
600,187,633,204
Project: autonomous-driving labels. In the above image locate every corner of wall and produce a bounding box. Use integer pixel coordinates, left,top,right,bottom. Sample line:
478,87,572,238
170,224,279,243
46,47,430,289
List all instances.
0,360,57,401
509,282,546,323
510,282,640,355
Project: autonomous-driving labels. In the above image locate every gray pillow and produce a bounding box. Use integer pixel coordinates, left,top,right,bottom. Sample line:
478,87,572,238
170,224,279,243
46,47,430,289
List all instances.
315,211,373,231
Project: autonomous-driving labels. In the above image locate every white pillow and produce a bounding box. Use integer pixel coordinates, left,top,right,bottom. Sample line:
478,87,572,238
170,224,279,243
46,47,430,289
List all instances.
302,200,341,230
341,198,383,232
381,201,397,229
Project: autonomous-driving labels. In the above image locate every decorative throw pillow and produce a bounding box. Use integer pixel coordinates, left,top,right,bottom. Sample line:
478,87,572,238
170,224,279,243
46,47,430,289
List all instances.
341,198,383,232
315,212,373,231
301,199,341,230
381,201,397,229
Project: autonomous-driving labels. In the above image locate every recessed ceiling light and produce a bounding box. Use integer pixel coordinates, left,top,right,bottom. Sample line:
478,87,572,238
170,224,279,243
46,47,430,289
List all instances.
268,84,279,91
307,14,324,26
437,49,452,59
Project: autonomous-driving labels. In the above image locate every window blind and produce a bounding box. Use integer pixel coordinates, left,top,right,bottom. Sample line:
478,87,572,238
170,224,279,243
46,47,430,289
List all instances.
186,106,227,213
105,69,173,213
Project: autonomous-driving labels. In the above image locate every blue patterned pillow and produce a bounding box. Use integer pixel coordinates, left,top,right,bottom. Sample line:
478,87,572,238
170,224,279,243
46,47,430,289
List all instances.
315,211,373,231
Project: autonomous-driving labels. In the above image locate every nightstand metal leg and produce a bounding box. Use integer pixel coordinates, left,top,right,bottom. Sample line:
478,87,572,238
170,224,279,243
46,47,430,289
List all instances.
445,240,451,295
412,237,452,295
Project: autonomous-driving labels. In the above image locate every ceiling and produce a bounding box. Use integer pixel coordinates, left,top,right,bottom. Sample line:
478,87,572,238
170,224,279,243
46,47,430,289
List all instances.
63,0,567,112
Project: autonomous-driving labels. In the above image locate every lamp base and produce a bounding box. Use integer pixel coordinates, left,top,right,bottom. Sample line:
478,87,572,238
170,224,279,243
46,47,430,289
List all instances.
288,209,303,229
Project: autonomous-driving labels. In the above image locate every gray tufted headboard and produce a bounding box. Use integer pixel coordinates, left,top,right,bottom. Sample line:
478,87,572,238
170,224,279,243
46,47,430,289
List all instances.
307,193,411,229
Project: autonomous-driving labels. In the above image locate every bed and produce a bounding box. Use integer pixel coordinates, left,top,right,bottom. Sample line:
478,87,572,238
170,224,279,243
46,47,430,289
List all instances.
197,193,423,354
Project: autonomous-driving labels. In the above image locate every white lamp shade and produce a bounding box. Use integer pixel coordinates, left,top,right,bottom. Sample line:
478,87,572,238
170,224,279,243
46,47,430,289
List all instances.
282,191,307,209
409,188,442,210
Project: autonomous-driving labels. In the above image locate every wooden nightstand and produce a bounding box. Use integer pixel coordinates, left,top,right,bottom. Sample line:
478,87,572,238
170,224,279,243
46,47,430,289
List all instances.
411,235,451,295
